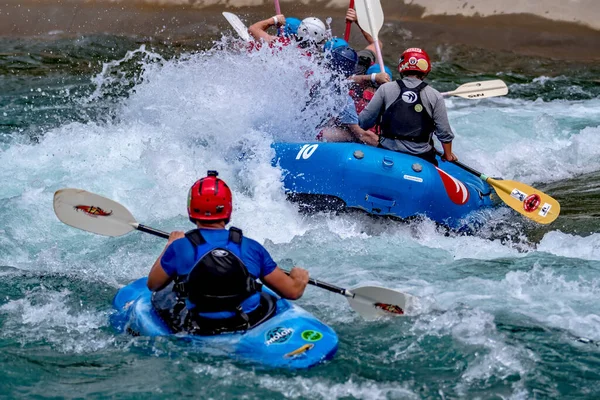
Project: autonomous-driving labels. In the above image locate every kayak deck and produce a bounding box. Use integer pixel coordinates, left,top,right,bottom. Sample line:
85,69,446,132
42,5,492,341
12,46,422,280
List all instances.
112,278,338,369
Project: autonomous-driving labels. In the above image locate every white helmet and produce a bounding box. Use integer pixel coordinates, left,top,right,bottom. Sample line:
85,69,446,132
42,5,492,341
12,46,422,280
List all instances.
297,17,327,44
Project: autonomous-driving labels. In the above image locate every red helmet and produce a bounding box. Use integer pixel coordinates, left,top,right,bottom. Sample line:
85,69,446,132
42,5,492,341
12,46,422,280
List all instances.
187,171,233,224
398,48,431,76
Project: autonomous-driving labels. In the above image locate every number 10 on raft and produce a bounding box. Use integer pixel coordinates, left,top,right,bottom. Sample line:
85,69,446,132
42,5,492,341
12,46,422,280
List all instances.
296,144,319,160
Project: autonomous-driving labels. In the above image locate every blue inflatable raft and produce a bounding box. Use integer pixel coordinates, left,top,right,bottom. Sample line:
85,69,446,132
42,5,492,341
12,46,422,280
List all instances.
112,278,338,369
272,142,495,228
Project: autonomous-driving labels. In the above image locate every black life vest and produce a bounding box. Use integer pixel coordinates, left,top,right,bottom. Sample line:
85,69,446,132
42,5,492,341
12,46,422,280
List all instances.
380,80,435,144
152,227,277,335
174,227,260,313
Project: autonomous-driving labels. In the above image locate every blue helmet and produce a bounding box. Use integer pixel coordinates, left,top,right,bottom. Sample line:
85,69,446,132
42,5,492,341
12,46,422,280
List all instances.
328,46,358,77
284,17,302,37
323,38,349,52
366,63,393,78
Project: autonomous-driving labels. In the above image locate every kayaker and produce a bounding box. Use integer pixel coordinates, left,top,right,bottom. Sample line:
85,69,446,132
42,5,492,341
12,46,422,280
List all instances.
147,171,310,334
248,15,327,47
359,48,458,165
317,46,379,146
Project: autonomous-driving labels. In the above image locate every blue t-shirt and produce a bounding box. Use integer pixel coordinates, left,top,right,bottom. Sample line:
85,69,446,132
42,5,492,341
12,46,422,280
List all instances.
160,229,277,319
339,95,359,125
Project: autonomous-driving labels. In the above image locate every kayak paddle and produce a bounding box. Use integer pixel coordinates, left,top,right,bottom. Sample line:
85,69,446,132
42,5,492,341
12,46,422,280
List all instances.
53,188,416,319
441,79,508,99
354,0,386,73
441,158,561,224
222,12,251,42
344,0,355,42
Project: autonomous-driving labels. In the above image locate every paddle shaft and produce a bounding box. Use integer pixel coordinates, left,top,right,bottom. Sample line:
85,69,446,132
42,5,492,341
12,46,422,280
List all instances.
344,0,355,41
434,149,488,180
131,223,351,296
273,0,283,36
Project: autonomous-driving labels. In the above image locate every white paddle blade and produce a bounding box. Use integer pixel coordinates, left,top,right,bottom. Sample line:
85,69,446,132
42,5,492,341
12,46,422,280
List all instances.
53,189,138,237
347,286,416,320
222,12,251,42
443,79,508,99
354,0,384,38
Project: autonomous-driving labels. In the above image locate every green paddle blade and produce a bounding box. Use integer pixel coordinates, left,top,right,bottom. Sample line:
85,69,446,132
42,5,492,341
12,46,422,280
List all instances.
354,0,384,38
347,286,416,320
222,12,251,42
53,188,138,236
442,79,508,99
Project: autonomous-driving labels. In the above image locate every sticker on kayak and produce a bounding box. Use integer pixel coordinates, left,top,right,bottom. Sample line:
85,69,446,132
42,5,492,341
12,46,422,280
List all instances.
74,205,113,217
403,174,423,183
510,189,527,202
301,330,323,342
435,168,470,205
539,203,552,217
265,327,294,345
284,344,314,359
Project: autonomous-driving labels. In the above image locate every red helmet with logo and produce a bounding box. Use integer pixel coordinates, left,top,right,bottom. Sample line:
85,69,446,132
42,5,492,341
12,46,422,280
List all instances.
187,171,233,224
398,48,431,76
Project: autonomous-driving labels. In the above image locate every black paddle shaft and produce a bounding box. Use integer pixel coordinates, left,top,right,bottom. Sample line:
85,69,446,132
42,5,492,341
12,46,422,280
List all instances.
283,271,347,295
136,224,348,296
136,224,170,239
434,149,484,178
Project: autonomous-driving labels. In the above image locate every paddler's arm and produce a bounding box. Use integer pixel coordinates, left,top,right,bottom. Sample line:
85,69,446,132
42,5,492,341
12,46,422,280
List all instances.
248,14,286,43
262,267,309,300
427,88,458,162
346,8,380,50
349,73,390,87
347,124,379,146
147,231,185,291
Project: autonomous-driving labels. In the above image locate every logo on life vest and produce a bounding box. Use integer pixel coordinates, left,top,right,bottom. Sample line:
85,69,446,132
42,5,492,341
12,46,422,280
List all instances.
402,91,418,104
211,249,229,257
74,205,113,217
435,168,470,205
265,327,294,345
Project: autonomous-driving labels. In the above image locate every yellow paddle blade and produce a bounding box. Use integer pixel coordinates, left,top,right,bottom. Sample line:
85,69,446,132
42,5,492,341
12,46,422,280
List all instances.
487,178,561,224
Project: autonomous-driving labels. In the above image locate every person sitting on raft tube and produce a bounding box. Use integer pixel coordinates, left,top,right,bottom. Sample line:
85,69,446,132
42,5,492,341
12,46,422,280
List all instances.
359,48,458,166
323,37,391,114
147,171,310,334
249,15,327,48
318,46,379,146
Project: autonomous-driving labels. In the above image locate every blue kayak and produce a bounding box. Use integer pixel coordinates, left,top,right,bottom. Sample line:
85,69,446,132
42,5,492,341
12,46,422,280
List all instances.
111,278,338,369
272,142,495,228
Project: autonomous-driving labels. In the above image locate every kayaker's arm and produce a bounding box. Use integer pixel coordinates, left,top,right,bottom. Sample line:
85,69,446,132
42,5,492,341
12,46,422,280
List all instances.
248,15,285,43
262,267,309,300
147,231,185,291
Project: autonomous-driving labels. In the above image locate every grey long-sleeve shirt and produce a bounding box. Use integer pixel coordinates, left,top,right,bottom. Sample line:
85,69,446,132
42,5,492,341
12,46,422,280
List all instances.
358,77,455,154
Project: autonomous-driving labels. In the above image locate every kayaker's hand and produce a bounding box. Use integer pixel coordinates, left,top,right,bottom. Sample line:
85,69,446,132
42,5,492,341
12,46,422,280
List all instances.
441,152,458,162
167,231,185,244
375,72,391,85
272,14,286,27
289,267,309,287
346,8,357,23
